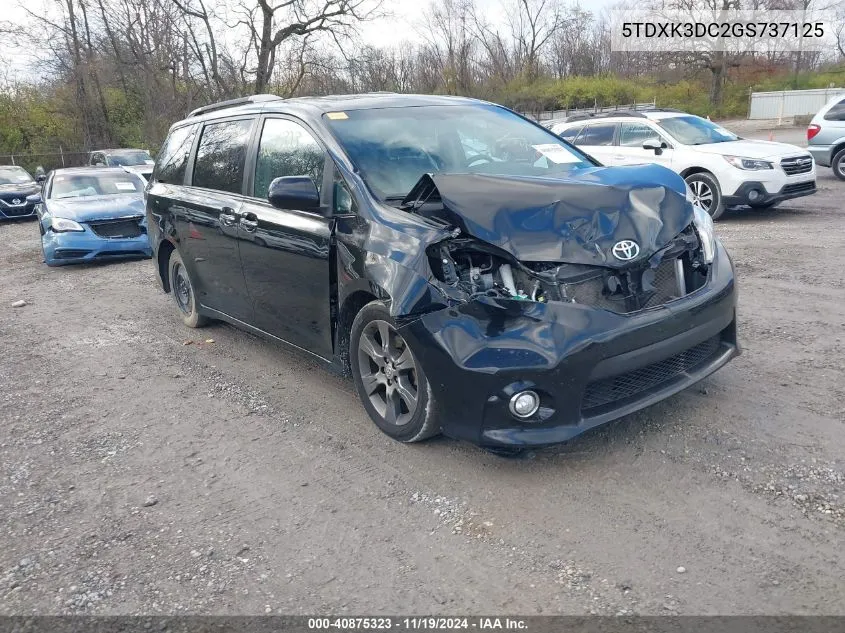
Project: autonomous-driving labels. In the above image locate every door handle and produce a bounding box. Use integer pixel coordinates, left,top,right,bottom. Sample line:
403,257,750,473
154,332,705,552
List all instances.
240,217,258,232
220,207,238,227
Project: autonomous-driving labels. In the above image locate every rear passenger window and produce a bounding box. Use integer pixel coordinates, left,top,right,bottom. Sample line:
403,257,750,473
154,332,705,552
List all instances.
574,123,616,146
193,119,253,194
619,122,661,147
823,98,845,121
153,124,197,185
253,118,325,199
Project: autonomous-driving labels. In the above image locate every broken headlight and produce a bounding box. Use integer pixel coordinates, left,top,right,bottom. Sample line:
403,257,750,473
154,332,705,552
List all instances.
691,203,716,264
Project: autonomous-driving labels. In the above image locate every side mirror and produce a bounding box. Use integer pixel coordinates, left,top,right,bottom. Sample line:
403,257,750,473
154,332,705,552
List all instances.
35,174,46,184
268,176,320,211
642,139,665,155
26,193,42,205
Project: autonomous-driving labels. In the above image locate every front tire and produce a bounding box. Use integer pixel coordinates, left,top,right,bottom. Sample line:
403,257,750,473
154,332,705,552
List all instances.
350,301,440,443
832,148,845,181
685,172,725,220
168,249,208,328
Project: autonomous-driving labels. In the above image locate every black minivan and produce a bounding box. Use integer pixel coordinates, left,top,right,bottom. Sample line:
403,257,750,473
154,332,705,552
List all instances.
146,93,738,451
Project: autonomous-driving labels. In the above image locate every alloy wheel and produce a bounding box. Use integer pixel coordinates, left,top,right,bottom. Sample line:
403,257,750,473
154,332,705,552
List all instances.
173,262,193,315
689,179,713,212
357,319,419,427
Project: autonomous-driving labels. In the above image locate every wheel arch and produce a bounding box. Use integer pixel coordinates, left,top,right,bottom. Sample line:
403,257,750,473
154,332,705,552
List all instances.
680,166,716,180
336,287,389,375
831,140,845,162
157,239,176,293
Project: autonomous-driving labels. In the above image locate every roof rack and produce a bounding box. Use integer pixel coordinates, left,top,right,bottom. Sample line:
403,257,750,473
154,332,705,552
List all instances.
564,106,686,123
188,94,283,118
565,109,649,123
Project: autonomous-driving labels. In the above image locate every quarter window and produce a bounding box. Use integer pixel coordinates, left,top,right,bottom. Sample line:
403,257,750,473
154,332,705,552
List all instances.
193,119,253,194
556,125,582,142
154,124,198,185
619,122,663,147
574,123,616,147
253,118,325,199
823,98,845,121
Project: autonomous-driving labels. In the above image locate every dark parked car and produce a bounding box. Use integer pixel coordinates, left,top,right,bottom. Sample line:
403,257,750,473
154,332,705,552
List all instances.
89,148,155,180
147,93,739,452
33,167,152,266
0,165,41,220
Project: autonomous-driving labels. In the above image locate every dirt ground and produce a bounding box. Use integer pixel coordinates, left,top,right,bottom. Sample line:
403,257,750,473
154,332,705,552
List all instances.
1,130,844,616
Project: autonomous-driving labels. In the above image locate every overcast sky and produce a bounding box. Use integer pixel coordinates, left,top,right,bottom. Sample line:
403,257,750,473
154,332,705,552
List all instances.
0,0,616,82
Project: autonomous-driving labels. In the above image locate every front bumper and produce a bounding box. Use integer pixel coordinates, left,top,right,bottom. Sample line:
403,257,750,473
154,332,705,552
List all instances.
43,229,152,266
722,179,816,207
399,240,739,448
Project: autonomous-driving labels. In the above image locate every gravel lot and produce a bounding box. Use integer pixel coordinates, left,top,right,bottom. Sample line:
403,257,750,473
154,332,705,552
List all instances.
2,130,844,616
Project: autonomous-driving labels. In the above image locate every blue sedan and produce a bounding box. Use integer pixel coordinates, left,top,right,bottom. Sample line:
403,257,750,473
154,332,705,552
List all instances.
30,167,152,266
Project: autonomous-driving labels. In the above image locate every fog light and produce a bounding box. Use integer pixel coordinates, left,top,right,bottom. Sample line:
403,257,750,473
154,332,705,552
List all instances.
747,189,761,202
509,390,540,419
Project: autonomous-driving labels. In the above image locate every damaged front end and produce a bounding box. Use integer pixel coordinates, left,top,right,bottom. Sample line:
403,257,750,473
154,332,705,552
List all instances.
405,169,714,314
392,167,738,448
426,226,710,314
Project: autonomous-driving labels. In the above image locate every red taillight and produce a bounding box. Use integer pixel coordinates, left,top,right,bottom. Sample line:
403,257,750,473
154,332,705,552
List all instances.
807,124,821,141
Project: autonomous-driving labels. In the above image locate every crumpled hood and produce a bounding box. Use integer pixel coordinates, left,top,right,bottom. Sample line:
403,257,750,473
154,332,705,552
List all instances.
46,194,145,222
416,164,693,267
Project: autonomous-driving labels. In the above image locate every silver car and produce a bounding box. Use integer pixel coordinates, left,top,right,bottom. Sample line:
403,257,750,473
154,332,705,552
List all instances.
807,95,845,180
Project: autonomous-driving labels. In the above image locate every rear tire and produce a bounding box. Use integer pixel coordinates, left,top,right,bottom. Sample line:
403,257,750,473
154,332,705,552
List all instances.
685,172,725,220
168,249,208,328
350,301,440,443
832,148,845,181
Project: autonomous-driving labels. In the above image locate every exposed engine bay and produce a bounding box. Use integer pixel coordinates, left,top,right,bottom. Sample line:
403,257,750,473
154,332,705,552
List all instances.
426,228,709,313
402,173,711,314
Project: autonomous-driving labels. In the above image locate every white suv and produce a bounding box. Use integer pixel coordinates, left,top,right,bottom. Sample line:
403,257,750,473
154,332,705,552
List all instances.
551,110,816,219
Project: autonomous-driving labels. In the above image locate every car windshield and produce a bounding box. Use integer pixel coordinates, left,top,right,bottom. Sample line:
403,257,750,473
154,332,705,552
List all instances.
50,173,144,199
0,166,35,185
324,104,593,200
656,116,738,145
108,151,153,166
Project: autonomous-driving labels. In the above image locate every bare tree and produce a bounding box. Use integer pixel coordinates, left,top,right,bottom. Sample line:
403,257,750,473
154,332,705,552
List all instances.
231,0,382,94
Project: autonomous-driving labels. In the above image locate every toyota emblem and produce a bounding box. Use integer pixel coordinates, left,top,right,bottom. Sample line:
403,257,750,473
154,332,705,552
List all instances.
612,240,640,261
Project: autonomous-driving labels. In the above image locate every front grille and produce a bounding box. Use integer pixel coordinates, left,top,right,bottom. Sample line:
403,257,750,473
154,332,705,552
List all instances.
0,204,34,217
781,156,813,176
582,336,722,413
781,181,816,195
88,218,144,238
562,255,688,313
641,258,680,309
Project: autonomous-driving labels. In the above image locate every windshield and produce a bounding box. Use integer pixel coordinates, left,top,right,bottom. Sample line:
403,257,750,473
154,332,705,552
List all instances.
0,166,35,186
656,116,738,145
50,173,144,199
324,104,593,200
108,151,153,167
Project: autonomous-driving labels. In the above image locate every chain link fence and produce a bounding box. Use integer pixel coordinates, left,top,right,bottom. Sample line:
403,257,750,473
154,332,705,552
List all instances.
0,151,91,175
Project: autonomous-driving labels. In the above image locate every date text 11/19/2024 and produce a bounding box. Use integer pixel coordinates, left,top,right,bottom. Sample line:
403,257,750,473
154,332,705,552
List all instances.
307,617,528,630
